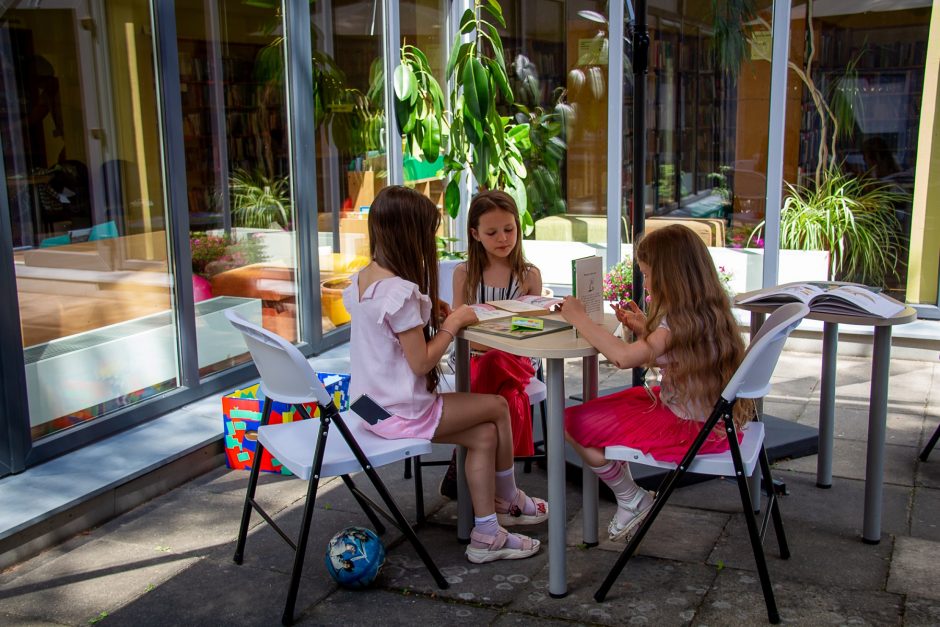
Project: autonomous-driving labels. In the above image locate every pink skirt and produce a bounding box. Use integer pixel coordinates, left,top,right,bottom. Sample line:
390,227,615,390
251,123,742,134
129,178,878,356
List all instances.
364,395,443,441
564,386,741,464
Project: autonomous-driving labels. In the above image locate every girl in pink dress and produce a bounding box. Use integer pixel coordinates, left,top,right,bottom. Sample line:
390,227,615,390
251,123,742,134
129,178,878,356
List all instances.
558,224,753,543
342,186,548,564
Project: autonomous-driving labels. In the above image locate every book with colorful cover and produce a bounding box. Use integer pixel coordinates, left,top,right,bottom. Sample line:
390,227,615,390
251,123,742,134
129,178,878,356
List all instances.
469,316,572,340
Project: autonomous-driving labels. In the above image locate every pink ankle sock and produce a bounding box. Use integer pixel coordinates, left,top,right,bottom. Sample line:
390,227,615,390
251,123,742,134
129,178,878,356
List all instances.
472,514,524,549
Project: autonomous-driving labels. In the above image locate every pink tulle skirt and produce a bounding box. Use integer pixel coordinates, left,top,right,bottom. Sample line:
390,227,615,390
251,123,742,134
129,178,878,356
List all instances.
564,385,741,464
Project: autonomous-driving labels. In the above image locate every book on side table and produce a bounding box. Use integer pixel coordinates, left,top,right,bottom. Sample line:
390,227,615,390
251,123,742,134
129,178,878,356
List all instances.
736,281,905,318
470,316,572,340
468,294,564,321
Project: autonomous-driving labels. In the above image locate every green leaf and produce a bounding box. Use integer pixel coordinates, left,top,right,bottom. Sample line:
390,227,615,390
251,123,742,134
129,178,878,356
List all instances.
482,23,506,71
482,0,507,28
421,115,441,161
445,177,461,219
486,57,513,102
446,34,463,79
393,64,416,102
459,8,476,34
462,57,490,122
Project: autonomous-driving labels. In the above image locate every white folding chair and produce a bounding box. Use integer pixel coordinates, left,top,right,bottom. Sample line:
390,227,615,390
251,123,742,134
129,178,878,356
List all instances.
225,312,447,625
593,302,810,624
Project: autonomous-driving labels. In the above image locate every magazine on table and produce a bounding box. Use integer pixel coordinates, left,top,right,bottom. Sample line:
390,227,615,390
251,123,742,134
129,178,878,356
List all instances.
736,281,905,318
469,316,572,340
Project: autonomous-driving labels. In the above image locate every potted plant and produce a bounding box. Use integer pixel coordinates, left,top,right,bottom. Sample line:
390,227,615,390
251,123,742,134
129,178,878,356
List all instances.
229,169,292,230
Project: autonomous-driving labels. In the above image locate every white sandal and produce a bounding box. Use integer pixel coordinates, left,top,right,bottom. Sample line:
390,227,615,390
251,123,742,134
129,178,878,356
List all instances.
465,527,540,563
495,488,549,527
608,488,654,543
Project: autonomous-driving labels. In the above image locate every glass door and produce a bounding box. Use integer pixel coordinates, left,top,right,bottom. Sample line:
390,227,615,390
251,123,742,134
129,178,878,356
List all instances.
1,0,179,441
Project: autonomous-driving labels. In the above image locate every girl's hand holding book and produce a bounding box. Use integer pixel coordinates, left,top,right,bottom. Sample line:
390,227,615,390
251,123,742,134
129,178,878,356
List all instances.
446,304,479,330
558,296,587,322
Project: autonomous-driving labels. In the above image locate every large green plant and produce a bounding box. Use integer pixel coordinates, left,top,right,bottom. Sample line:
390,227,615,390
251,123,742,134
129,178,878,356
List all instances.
392,0,534,232
753,167,905,285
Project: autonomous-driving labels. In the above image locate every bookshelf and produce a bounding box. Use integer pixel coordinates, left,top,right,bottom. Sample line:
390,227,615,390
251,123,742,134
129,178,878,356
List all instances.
177,39,288,227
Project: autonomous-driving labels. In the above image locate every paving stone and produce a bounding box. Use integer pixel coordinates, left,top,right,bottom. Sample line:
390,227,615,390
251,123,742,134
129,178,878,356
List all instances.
708,511,894,591
695,568,902,625
297,588,498,626
761,398,807,422
0,538,198,625
566,500,730,563
205,499,400,579
96,487,251,556
903,596,940,626
794,402,927,448
377,524,550,606
760,470,911,537
888,536,940,601
775,439,917,487
491,611,586,626
915,451,940,489
102,557,330,626
0,612,66,626
910,486,940,541
510,548,715,626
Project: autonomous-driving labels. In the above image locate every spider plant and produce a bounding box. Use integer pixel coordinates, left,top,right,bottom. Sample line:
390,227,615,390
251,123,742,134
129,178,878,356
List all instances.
230,169,292,230
752,166,906,286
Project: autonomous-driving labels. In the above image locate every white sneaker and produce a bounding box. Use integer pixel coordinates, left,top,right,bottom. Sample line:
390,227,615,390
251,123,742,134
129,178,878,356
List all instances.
607,488,654,542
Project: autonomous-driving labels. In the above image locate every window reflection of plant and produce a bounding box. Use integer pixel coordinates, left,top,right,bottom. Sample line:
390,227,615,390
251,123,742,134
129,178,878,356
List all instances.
715,0,903,287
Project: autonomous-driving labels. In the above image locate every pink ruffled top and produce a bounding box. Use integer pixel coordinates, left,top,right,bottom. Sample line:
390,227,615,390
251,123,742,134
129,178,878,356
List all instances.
342,274,439,421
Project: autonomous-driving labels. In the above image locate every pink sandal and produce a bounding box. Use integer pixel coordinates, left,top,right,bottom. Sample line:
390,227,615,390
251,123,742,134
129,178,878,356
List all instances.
465,527,540,563
495,489,549,527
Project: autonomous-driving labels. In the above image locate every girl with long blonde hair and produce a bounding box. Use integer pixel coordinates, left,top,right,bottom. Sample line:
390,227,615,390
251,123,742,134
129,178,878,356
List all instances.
558,224,753,542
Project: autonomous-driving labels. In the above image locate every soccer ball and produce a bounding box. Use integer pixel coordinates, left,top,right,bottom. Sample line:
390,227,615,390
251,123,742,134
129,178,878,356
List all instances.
324,526,385,589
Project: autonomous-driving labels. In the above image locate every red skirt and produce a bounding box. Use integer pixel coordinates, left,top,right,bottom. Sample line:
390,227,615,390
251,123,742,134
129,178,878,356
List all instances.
564,385,740,464
470,350,535,457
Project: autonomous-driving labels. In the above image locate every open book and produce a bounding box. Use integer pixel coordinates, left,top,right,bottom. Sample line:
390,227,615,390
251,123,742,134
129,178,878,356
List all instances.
468,294,564,321
736,282,905,318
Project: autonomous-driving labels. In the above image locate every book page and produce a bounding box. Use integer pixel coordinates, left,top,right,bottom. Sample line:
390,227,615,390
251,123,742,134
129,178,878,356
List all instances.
737,282,824,305
822,285,905,317
486,299,548,314
572,256,604,323
469,303,514,321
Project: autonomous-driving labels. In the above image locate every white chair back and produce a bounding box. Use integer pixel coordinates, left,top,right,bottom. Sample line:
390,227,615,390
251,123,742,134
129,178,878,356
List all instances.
225,310,333,407
722,302,809,401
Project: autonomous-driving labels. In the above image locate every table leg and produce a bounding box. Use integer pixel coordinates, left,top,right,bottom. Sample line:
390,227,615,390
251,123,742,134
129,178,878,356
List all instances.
863,326,891,544
455,337,473,543
817,322,839,489
581,355,599,547
546,357,567,598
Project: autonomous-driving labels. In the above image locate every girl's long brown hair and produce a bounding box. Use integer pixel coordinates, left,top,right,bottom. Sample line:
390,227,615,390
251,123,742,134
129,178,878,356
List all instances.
463,190,532,304
368,186,441,392
635,225,754,428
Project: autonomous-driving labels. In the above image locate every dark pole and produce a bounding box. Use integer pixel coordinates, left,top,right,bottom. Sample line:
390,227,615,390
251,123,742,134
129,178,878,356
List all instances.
631,0,649,388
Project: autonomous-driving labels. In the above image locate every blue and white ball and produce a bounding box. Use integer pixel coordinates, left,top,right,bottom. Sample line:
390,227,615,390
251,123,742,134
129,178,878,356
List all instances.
324,526,385,589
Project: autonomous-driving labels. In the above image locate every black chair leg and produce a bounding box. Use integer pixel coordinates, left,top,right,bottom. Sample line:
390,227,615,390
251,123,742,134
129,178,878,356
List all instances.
234,396,273,565
328,408,449,590
281,409,331,626
726,420,781,624
414,454,426,526
404,456,413,479
920,422,940,462
595,403,732,603
341,474,387,535
759,446,790,559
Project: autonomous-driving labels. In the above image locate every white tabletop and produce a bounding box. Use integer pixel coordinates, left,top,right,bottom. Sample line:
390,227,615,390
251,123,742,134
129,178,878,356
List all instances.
458,313,621,359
